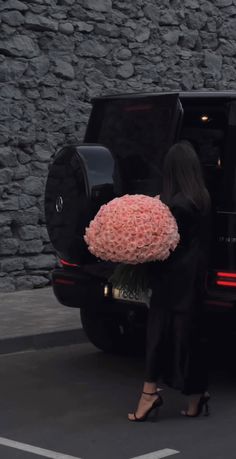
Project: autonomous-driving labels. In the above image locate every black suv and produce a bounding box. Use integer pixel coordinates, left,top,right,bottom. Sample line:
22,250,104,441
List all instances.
45,92,236,354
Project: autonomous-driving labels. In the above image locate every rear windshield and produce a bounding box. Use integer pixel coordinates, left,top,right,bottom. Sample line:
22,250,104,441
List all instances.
85,96,182,195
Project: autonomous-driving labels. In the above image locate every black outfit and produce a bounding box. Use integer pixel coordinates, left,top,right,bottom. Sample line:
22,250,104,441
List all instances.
146,192,210,395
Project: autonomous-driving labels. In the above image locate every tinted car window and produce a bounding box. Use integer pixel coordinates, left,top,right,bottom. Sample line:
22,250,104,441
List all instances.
85,95,182,196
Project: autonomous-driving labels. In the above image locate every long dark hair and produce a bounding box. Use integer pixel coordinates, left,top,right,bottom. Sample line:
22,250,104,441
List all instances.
162,141,211,214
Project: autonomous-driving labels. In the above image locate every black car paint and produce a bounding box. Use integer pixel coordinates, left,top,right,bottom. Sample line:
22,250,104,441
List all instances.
45,92,236,312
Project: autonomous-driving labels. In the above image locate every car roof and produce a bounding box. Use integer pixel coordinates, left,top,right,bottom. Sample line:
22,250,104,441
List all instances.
92,91,236,102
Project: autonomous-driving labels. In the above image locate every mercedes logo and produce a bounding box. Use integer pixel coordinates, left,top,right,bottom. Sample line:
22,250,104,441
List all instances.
55,195,64,213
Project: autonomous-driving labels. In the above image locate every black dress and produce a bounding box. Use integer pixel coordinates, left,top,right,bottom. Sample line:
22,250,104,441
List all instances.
145,192,211,395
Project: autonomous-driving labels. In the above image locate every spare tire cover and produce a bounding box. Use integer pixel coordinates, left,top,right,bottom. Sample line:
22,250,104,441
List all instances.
44,145,115,263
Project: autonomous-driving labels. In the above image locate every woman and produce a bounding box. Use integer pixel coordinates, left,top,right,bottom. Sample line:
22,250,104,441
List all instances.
128,141,211,421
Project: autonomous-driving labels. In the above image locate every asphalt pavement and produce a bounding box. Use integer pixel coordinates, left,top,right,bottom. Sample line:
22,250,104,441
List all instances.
0,342,235,459
0,287,86,354
0,286,236,458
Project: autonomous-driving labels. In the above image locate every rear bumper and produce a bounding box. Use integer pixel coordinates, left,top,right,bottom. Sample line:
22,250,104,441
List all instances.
52,268,236,311
51,268,148,311
52,268,106,308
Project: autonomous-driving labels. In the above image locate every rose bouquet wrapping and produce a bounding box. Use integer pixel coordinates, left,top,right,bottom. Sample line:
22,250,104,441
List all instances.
84,194,179,294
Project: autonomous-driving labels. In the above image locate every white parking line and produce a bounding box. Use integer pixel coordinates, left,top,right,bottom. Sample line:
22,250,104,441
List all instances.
0,437,83,459
130,449,180,459
0,437,179,459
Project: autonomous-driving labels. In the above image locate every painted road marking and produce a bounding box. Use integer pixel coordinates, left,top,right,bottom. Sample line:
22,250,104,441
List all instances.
130,449,180,459
0,437,179,459
0,437,83,459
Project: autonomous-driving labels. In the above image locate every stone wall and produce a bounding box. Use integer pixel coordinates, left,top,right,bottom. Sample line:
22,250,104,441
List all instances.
0,0,236,292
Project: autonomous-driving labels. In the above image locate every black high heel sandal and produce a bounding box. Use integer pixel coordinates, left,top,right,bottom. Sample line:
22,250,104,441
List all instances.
181,393,210,418
128,390,163,422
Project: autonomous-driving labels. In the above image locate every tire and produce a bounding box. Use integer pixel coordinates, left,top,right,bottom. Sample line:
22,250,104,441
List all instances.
80,307,146,355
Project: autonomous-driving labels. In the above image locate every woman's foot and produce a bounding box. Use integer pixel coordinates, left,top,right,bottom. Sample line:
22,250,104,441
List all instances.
128,389,163,421
181,392,210,417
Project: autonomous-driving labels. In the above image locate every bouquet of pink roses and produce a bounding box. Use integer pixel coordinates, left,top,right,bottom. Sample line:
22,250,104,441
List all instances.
84,194,179,294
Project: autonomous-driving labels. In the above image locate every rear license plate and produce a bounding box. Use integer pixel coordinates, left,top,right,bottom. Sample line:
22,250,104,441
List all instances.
112,287,152,306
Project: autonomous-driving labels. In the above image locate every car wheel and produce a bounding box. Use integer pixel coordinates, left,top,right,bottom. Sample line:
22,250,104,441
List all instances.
80,307,146,355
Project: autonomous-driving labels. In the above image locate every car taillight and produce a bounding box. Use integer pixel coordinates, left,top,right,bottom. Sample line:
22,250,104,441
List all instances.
216,272,236,288
54,278,75,285
60,259,79,267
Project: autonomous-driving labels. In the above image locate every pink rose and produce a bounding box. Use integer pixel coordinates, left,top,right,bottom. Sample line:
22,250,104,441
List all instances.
84,194,180,264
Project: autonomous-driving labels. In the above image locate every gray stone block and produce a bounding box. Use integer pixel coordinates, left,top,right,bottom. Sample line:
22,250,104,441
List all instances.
204,50,223,74
0,257,24,272
0,85,22,100
0,168,13,185
53,60,75,80
40,227,50,242
43,242,54,253
216,0,232,5
18,225,41,240
25,12,58,32
23,176,44,196
180,29,199,49
4,183,22,196
95,23,120,37
220,18,236,40
143,5,159,24
19,239,43,254
121,27,135,40
0,213,12,227
135,27,150,43
163,30,180,45
15,275,34,290
186,11,208,30
0,277,15,292
0,147,17,167
117,62,134,79
28,56,50,78
0,238,19,255
1,11,25,26
0,0,29,11
26,89,40,99
0,62,10,83
34,145,51,162
14,165,29,180
0,197,19,211
0,35,40,58
77,40,109,58
40,87,58,99
19,194,37,210
116,48,132,60
31,162,50,177
76,21,94,32
159,11,180,26
14,208,40,225
18,152,32,165
24,254,57,270
58,0,75,4
15,275,49,289
59,22,74,35
0,226,12,238
86,0,112,12
8,60,28,80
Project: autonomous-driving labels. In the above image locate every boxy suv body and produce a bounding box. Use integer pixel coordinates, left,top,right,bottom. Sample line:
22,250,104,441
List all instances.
45,92,236,353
